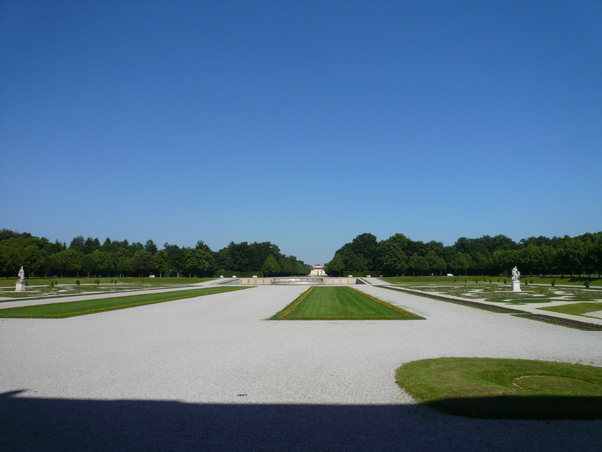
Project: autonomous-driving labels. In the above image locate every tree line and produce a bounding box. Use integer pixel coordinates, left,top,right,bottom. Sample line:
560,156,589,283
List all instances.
0,229,309,278
325,232,602,278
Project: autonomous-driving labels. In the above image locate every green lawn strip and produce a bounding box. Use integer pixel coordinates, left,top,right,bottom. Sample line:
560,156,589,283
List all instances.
539,302,602,316
0,286,249,318
269,286,422,320
396,358,602,419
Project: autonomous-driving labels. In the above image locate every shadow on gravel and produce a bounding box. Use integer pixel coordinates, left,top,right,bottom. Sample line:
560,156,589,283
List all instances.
2,390,601,452
426,395,602,420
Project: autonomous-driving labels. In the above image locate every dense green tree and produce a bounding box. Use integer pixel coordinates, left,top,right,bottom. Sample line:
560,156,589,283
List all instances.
81,251,99,277
130,242,144,253
406,240,426,257
169,247,186,278
425,240,445,255
195,240,212,252
50,249,83,277
518,244,542,276
102,238,114,251
383,233,411,250
350,233,379,269
83,237,101,254
491,249,518,275
539,244,557,276
471,252,489,275
454,237,474,255
557,238,587,277
425,251,446,276
131,249,154,277
4,228,600,280
326,254,345,277
342,250,370,272
69,236,85,251
95,250,114,277
589,238,602,278
153,250,170,277
449,252,471,276
407,255,428,276
0,238,43,276
382,244,407,276
114,248,132,277
144,240,158,254
185,248,210,277
262,254,280,276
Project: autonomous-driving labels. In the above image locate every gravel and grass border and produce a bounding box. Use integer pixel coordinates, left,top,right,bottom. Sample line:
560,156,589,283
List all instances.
383,286,602,330
269,286,423,320
0,286,250,318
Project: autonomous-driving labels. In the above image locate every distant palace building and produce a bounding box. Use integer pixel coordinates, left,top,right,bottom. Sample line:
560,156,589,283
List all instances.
309,264,326,276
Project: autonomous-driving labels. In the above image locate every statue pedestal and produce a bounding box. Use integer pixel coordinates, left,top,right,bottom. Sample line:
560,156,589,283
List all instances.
512,280,521,292
15,282,26,292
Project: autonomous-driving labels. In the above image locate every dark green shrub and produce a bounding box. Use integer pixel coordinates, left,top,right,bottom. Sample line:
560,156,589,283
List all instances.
75,280,80,285
585,280,590,288
551,279,556,287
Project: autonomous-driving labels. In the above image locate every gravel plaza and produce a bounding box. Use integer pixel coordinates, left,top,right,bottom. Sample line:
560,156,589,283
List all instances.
1,279,601,451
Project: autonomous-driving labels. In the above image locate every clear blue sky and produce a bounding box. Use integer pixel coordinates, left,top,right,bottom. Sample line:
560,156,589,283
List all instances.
1,1,601,265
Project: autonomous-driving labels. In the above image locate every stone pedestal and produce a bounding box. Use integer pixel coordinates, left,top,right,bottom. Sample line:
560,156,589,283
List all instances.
512,280,521,292
15,282,26,292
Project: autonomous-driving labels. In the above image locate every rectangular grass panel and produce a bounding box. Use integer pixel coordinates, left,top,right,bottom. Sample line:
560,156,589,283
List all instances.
270,286,423,320
539,302,602,316
0,286,249,318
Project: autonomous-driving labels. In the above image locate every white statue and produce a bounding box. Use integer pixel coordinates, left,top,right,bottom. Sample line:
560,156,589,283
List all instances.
511,266,521,292
15,266,26,292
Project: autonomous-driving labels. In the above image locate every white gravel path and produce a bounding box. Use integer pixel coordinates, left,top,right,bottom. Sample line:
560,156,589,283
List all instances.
1,283,601,451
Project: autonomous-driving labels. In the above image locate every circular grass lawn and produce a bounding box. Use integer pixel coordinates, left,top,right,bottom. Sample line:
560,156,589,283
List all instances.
396,358,602,419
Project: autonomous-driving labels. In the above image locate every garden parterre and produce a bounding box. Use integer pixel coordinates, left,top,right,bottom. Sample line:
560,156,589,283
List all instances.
1,282,602,451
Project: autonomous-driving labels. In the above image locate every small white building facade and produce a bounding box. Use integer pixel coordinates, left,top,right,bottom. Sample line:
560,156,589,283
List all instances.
309,264,327,276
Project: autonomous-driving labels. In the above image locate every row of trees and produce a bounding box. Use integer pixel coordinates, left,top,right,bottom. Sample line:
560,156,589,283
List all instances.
0,230,309,278
325,232,602,278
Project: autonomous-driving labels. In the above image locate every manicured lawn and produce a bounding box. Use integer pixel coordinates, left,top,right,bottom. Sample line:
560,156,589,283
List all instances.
539,302,602,316
0,286,249,318
396,358,602,419
270,286,422,320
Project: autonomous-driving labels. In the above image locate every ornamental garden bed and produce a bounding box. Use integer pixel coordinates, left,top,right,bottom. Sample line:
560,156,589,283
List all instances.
384,286,602,330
